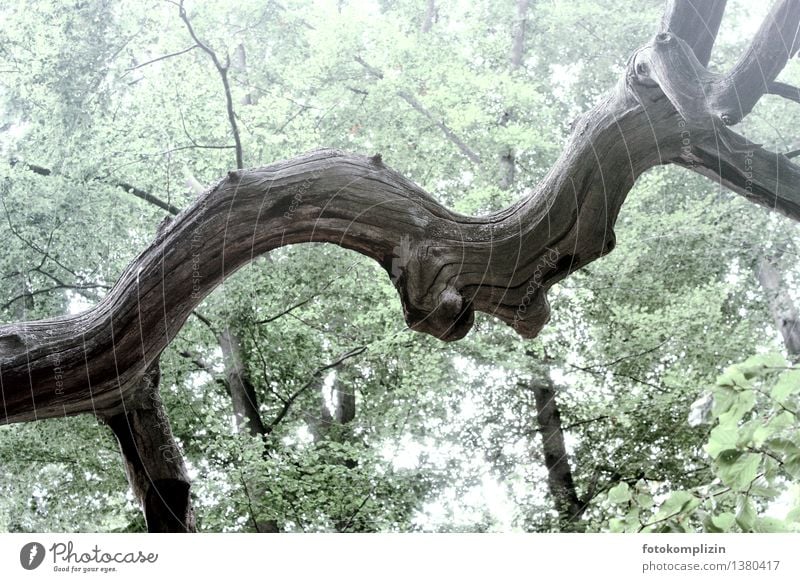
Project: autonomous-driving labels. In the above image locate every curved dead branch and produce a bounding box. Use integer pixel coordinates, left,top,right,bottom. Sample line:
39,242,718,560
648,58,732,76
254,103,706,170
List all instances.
1,1,800,426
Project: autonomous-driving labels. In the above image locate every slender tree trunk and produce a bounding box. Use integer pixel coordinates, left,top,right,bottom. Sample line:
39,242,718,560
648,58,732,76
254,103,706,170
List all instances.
499,148,516,191
218,326,268,437
510,0,530,70
528,372,585,530
498,0,530,190
217,325,281,532
306,369,366,531
421,0,436,33
756,253,800,357
104,363,196,532
232,43,257,105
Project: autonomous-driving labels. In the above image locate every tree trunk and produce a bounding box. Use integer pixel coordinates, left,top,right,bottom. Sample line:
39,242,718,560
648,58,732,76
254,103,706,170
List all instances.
218,326,268,437
756,254,800,357
529,373,584,530
313,372,365,532
421,0,436,33
103,363,196,533
232,43,257,105
510,0,529,70
217,325,281,532
498,0,530,191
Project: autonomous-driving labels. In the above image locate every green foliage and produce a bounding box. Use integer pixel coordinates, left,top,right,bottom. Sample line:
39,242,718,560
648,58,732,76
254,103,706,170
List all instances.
598,354,800,533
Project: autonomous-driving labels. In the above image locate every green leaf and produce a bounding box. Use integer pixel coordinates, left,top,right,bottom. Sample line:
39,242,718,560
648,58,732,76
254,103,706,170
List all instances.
636,493,654,508
784,453,800,479
711,387,737,416
752,422,772,447
754,517,789,533
738,353,786,379
717,448,744,464
765,438,800,455
608,517,625,532
748,475,780,499
717,450,761,490
711,512,735,532
706,425,739,459
656,491,699,520
719,390,756,424
702,513,723,533
768,411,796,432
771,369,800,403
736,496,756,531
716,366,749,388
608,482,631,504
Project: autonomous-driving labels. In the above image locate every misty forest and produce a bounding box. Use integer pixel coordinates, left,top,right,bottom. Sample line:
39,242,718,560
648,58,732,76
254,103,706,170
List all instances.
2,0,800,533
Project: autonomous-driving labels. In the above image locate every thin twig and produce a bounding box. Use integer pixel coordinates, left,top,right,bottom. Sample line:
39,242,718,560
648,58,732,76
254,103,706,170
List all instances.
178,1,243,169
354,56,481,165
127,45,198,71
9,158,181,215
265,346,368,431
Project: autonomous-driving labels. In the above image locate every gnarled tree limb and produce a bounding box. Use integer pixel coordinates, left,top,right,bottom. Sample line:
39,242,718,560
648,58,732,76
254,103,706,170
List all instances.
659,0,727,67
1,2,800,426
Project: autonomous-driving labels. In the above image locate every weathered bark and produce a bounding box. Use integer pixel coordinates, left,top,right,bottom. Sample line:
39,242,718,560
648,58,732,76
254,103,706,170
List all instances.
103,363,196,532
660,0,727,67
2,1,800,425
756,254,800,357
529,374,584,529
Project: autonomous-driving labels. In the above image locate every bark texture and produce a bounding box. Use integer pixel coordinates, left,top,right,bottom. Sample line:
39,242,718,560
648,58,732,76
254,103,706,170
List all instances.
2,0,800,426
103,364,196,532
530,375,584,529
